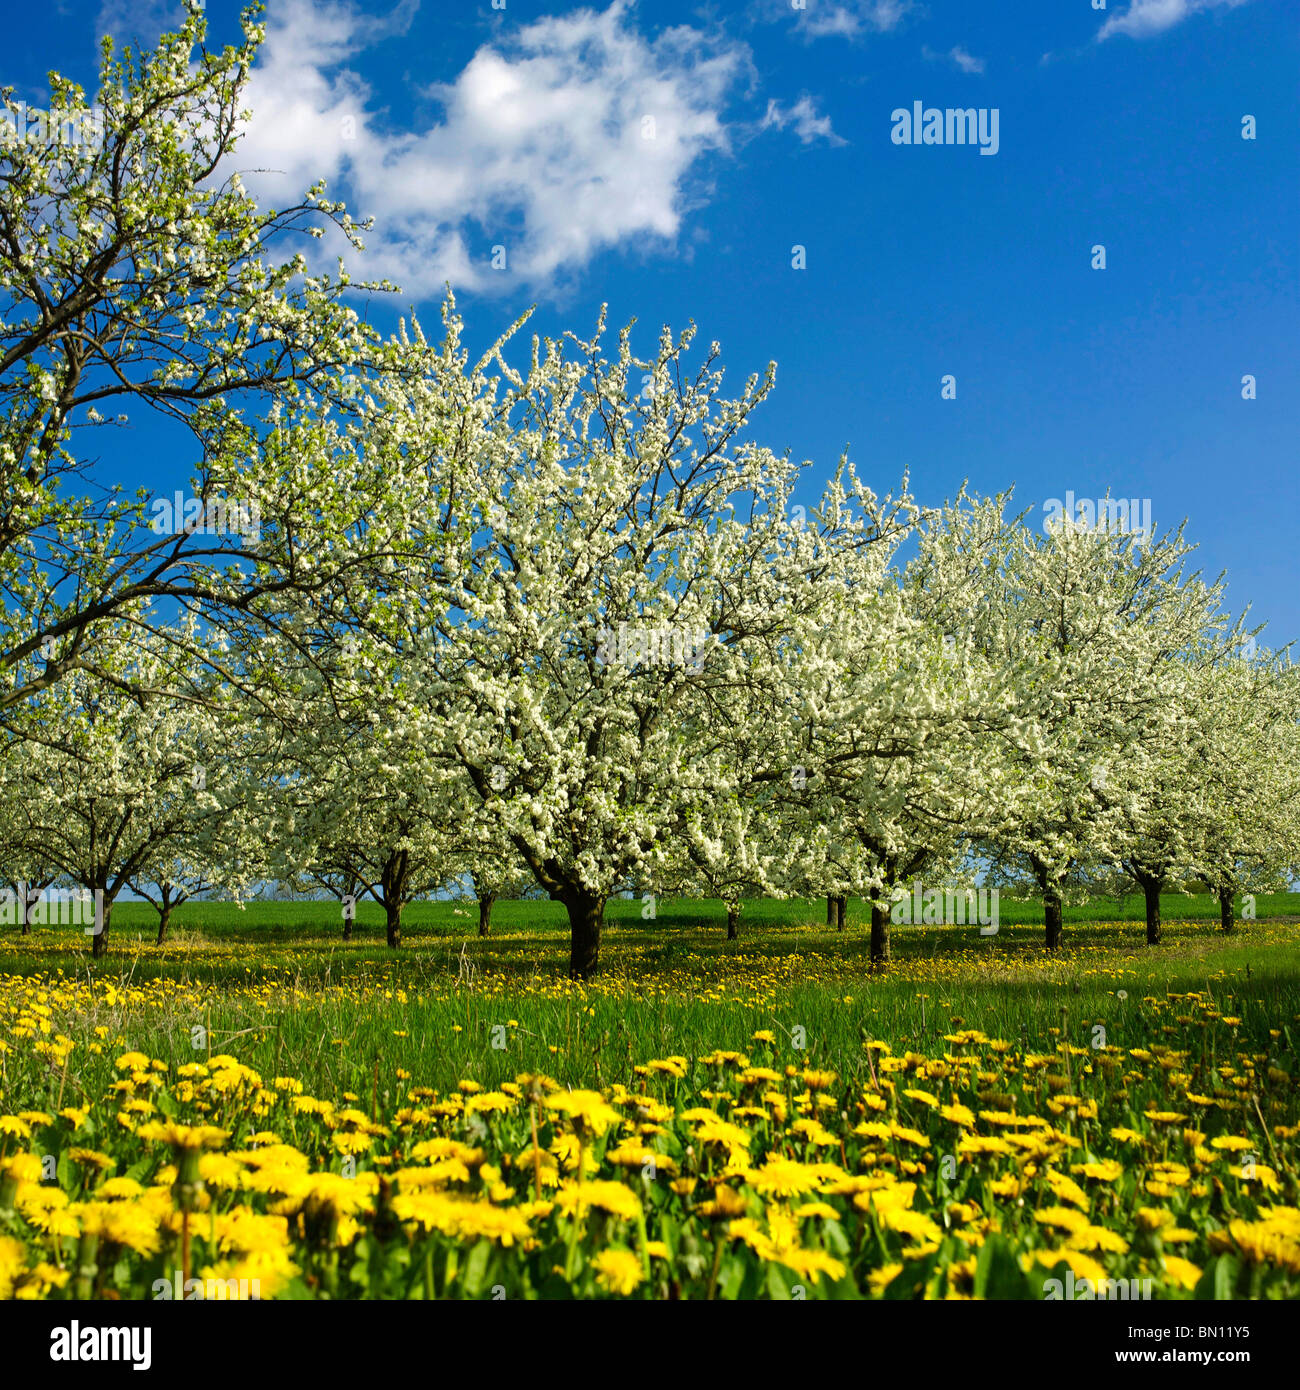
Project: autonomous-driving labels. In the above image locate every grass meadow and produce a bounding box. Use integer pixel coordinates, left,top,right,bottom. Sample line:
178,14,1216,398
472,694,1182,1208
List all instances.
1,894,1297,1301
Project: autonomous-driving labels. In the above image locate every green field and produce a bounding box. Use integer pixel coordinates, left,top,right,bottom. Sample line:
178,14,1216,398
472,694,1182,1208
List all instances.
20,886,1299,938
2,895,1297,1300
4,892,1298,1096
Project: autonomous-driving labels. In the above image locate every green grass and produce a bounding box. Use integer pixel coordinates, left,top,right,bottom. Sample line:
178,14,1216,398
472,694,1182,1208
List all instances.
6,891,1296,1305
18,885,1300,938
3,893,1298,1104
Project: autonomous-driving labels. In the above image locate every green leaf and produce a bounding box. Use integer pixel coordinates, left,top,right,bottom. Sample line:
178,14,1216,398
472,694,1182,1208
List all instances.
718,1254,746,1300
1194,1254,1241,1301
975,1235,1032,1299
461,1238,491,1298
765,1262,793,1300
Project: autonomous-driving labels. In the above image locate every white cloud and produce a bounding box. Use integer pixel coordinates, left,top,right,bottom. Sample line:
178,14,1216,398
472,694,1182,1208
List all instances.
95,0,183,48
760,95,846,145
766,0,915,42
234,0,749,297
922,44,987,74
948,45,986,74
1097,0,1251,41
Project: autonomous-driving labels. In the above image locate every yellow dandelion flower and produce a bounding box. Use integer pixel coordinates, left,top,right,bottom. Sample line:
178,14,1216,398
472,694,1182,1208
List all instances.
591,1248,644,1295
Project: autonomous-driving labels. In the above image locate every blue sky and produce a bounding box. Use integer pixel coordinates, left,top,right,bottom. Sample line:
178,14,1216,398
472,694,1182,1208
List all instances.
12,0,1300,646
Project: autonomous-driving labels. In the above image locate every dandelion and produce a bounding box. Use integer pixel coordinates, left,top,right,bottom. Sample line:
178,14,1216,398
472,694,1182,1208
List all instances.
592,1248,644,1295
544,1090,620,1137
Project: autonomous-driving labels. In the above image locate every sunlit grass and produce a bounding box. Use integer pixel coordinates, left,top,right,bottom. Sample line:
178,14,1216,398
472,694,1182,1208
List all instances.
1,900,1296,1300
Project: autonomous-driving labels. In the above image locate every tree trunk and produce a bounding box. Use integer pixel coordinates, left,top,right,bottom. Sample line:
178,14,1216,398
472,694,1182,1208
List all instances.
870,901,890,964
381,849,409,948
1044,886,1063,950
342,876,358,941
479,892,497,937
18,879,52,936
91,894,111,958
1218,885,1234,933
826,895,836,926
564,889,605,980
1142,877,1162,945
156,904,172,946
726,900,740,940
835,895,847,931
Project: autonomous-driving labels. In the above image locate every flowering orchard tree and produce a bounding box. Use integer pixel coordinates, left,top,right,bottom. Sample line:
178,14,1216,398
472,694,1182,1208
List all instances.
448,842,536,938
0,791,58,936
289,862,364,941
1,619,254,955
1064,551,1243,946
0,1,433,723
658,683,794,942
376,307,917,978
288,730,451,951
667,780,784,942
653,470,922,942
243,629,455,950
1183,653,1300,929
1095,634,1247,943
782,496,1018,963
128,857,217,946
930,508,1237,947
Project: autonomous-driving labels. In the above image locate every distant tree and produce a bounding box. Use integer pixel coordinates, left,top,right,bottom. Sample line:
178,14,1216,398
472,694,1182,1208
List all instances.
951,509,1236,947
1184,652,1300,931
3,617,253,954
